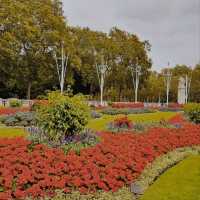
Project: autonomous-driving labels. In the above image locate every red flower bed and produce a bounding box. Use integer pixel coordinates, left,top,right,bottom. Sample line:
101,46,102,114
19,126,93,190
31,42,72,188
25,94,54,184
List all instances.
0,107,30,116
113,116,133,129
112,102,144,109
168,103,184,108
0,122,200,199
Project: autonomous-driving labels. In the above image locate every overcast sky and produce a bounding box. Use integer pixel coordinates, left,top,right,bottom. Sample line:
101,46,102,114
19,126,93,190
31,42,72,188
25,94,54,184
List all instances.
63,0,200,71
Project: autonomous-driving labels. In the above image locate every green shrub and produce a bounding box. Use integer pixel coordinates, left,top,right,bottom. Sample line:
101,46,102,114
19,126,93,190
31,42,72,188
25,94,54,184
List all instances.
0,112,35,126
184,103,200,124
36,91,90,145
9,99,22,107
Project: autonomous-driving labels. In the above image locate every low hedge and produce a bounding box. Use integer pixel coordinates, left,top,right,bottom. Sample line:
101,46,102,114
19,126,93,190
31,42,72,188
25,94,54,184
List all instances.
101,108,156,115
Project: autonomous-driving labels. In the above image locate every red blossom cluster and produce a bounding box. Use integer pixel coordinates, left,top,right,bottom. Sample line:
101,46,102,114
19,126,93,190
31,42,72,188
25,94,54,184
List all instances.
168,103,184,109
0,107,30,116
168,114,186,124
113,116,133,129
0,122,200,199
112,102,144,109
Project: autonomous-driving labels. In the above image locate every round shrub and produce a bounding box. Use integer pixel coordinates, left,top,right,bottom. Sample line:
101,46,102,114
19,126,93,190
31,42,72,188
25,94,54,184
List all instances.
36,91,90,145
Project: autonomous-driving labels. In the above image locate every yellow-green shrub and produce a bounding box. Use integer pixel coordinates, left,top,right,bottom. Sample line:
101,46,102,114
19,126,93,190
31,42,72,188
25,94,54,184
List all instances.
184,103,200,124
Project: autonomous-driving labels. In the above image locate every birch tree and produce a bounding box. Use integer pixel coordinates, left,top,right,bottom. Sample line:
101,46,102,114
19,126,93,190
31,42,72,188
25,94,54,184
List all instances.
128,64,142,103
95,57,109,106
54,43,69,94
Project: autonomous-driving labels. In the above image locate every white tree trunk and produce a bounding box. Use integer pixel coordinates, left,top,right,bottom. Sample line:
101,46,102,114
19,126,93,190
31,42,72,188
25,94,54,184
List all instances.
100,73,105,106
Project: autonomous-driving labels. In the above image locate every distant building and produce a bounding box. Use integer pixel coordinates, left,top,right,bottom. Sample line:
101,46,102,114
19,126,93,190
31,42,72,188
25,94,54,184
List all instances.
178,77,186,104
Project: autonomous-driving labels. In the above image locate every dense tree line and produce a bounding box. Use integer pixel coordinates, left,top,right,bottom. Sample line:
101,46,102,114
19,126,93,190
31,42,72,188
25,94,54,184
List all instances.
0,0,199,102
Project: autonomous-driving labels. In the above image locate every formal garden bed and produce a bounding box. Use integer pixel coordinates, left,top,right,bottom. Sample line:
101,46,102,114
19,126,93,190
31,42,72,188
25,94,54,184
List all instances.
0,94,199,200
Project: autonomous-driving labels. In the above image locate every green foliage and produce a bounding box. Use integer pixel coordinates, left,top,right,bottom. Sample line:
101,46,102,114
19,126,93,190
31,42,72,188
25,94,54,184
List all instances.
184,103,200,124
0,0,72,99
36,91,90,144
9,99,22,108
0,112,35,126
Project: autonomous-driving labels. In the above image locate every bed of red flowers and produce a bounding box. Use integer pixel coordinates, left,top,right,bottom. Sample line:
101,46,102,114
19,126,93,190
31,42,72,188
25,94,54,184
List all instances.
113,116,133,129
0,107,30,116
168,103,184,109
0,116,200,199
112,102,144,109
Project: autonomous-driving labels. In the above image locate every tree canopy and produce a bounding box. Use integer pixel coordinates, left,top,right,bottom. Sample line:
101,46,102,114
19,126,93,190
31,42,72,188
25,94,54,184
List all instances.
0,0,199,102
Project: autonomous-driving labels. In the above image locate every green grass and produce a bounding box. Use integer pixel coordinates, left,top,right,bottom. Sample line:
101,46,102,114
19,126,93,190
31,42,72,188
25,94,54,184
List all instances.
0,112,177,137
0,127,27,138
141,156,200,200
87,112,177,131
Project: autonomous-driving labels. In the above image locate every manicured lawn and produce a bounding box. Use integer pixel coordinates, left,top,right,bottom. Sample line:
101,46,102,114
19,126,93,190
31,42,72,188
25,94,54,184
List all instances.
141,156,200,200
87,112,177,131
0,127,27,138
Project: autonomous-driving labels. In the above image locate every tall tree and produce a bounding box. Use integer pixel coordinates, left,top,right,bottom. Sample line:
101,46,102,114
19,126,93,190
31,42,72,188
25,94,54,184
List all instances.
0,0,68,99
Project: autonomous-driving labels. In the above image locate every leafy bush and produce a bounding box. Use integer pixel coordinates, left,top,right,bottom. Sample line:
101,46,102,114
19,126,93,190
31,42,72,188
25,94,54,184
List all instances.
0,112,35,126
184,103,200,124
36,91,90,145
101,108,155,115
9,99,22,108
